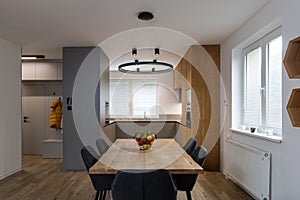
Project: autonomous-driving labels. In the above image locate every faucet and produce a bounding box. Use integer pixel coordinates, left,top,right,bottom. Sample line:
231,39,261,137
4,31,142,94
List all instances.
143,111,150,119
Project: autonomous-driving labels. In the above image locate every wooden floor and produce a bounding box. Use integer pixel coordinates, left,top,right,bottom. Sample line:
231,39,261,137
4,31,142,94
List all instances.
0,155,253,200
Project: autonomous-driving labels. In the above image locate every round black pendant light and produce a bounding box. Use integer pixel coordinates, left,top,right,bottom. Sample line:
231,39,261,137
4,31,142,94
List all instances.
119,59,173,74
118,12,173,74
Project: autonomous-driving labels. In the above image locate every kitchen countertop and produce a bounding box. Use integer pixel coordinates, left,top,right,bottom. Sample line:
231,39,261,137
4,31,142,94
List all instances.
104,119,190,127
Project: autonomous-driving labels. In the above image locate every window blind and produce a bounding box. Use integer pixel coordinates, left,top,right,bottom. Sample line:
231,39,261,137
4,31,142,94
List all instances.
266,36,282,129
244,47,262,127
132,81,158,118
109,81,129,117
109,79,158,118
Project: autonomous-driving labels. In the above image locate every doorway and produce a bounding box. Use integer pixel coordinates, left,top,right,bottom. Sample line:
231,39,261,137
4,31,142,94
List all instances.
22,82,63,156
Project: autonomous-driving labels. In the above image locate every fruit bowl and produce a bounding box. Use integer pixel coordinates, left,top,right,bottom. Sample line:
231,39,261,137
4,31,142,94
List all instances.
134,132,156,150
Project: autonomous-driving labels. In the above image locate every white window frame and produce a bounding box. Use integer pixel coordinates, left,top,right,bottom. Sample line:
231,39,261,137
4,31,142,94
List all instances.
109,79,159,119
242,28,282,135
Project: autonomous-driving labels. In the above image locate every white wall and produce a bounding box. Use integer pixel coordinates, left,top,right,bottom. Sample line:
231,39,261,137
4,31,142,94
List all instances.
110,71,181,115
221,0,300,199
0,37,21,180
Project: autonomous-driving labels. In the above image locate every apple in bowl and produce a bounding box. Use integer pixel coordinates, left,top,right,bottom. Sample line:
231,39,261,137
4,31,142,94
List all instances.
134,132,156,150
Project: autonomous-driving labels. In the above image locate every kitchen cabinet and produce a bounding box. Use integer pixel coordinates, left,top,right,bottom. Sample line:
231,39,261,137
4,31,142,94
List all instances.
155,122,177,138
181,125,192,146
174,58,192,145
173,58,191,90
173,61,183,89
22,60,62,80
62,47,108,170
173,45,220,171
36,62,58,80
22,62,36,80
115,121,177,139
116,122,137,138
57,63,63,80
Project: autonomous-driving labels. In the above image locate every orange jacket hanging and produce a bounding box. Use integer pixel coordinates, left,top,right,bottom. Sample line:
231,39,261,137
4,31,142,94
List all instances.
49,98,63,129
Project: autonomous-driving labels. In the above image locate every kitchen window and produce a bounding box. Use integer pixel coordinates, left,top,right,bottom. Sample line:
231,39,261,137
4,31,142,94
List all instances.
109,79,158,118
242,28,282,135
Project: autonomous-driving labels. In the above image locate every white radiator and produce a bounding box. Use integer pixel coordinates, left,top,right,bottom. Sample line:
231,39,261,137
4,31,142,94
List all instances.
225,139,271,200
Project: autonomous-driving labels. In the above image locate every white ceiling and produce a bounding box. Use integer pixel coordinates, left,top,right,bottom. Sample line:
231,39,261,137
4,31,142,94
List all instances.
0,0,270,67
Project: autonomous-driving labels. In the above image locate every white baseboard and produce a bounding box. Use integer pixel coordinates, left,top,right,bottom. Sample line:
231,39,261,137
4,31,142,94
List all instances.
0,168,21,180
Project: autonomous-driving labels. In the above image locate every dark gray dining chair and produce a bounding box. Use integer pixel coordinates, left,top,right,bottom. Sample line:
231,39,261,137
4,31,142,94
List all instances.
96,137,110,155
112,169,177,200
183,138,197,155
81,145,115,200
174,145,207,200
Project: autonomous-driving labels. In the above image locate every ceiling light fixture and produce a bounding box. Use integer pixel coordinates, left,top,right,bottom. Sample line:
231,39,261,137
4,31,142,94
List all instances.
119,47,173,74
154,48,160,56
118,59,173,74
118,12,173,74
22,55,45,60
132,48,137,56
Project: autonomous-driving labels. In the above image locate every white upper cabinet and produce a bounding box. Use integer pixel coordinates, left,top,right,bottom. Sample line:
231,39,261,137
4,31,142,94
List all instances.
36,62,58,80
22,62,36,80
57,63,63,80
22,61,62,80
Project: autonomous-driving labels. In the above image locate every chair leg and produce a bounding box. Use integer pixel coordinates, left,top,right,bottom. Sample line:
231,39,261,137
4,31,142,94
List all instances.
99,190,103,200
186,191,192,200
102,190,107,200
95,191,100,200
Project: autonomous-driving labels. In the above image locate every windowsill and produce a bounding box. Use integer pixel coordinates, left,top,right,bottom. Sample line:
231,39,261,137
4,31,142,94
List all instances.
108,117,159,121
230,128,282,143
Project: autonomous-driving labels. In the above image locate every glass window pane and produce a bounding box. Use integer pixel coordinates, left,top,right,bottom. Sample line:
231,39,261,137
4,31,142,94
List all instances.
244,47,262,127
110,81,129,116
132,81,158,118
266,36,282,130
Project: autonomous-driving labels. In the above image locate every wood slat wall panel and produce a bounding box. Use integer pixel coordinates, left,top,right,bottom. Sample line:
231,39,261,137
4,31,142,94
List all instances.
173,45,220,170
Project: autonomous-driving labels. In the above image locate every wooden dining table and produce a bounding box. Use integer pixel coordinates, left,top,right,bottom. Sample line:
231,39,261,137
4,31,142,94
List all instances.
89,139,203,175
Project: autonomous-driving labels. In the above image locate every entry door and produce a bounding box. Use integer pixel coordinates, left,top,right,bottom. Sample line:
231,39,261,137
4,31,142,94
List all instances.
22,85,46,154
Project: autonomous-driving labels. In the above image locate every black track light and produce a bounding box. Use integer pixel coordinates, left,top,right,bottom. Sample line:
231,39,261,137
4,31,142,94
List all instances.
132,48,137,56
154,48,160,56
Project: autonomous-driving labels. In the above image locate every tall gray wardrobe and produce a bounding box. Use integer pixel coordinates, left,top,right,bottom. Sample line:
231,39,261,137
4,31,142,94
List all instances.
63,47,109,170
